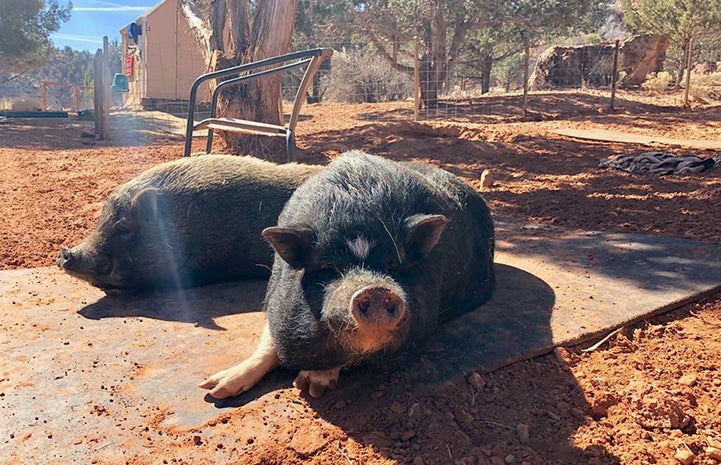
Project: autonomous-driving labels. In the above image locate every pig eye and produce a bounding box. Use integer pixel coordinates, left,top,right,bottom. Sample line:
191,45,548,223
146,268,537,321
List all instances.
306,261,338,277
112,221,134,237
312,260,335,272
385,260,404,274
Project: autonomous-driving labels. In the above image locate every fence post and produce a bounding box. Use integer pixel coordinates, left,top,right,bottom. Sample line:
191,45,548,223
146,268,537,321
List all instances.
94,49,105,140
609,39,620,111
103,36,111,137
74,85,81,112
683,36,694,107
41,82,47,111
414,37,420,121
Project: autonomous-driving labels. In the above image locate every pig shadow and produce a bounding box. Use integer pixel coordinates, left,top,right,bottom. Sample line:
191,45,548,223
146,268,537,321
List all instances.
201,265,617,461
78,279,268,330
295,264,616,462
326,263,557,395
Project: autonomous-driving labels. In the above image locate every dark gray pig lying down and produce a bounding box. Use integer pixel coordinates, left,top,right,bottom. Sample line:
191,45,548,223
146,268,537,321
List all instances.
200,151,495,398
56,154,322,293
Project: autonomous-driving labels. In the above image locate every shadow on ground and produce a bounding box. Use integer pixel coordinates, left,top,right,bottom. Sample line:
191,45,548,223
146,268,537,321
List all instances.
79,278,268,329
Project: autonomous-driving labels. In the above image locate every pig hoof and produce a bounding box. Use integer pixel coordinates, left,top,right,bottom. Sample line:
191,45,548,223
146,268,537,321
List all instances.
200,358,275,399
200,322,279,399
199,367,251,399
293,368,341,398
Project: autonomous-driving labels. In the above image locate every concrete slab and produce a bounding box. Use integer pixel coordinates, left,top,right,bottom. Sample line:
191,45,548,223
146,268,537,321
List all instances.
2,224,721,463
550,127,721,151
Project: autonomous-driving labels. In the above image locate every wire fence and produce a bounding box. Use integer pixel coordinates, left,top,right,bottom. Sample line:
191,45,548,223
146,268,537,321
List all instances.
19,33,719,134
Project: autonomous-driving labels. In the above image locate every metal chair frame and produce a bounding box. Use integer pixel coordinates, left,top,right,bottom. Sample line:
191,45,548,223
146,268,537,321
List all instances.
183,48,333,161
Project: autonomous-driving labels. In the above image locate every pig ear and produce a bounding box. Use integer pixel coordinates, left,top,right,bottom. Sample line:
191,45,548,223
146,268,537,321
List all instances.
131,188,160,223
262,226,314,269
404,214,447,259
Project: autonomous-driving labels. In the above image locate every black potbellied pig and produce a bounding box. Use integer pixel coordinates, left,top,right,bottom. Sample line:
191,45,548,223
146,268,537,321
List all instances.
56,155,322,293
200,151,495,398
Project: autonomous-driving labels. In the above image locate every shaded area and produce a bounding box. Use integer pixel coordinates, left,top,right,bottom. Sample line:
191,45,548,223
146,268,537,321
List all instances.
79,278,268,330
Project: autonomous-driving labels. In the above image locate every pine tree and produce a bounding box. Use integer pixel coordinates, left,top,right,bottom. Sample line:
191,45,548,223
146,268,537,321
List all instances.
0,0,72,77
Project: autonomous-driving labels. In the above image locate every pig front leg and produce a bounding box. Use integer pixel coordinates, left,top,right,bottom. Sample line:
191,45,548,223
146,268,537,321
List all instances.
293,367,341,398
199,321,279,399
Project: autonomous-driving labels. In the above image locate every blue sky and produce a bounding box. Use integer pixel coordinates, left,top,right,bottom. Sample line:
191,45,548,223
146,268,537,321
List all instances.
51,0,155,51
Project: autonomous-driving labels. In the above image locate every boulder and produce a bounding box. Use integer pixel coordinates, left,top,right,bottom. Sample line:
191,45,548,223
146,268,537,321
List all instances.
530,35,670,90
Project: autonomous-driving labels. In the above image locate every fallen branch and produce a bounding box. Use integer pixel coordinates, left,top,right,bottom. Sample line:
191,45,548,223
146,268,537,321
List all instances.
581,327,623,353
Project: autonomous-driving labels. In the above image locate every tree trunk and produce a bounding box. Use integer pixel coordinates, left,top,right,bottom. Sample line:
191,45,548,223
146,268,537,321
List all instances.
419,56,438,109
522,32,530,117
180,0,298,162
218,0,298,161
481,53,493,94
675,38,690,89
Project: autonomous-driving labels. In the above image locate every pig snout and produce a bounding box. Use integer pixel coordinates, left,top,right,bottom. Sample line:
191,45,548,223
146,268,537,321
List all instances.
56,247,75,269
350,285,406,331
56,245,112,284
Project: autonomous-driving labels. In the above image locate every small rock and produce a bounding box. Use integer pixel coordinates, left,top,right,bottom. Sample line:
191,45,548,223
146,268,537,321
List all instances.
708,438,721,449
480,170,494,189
363,431,393,449
290,428,330,457
705,446,721,461
553,347,573,369
517,423,530,444
674,446,695,465
490,456,505,465
504,454,515,464
713,378,721,387
391,403,406,414
402,431,416,441
192,435,202,445
334,400,348,409
413,455,425,465
469,372,486,391
679,374,697,387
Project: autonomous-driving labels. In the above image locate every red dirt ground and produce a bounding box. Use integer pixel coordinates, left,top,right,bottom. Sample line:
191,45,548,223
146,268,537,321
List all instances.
1,90,721,464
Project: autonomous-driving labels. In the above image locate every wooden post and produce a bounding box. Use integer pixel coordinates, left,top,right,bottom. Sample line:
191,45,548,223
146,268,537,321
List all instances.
609,39,620,111
522,32,530,117
94,49,105,139
683,36,694,107
74,85,81,112
41,82,47,111
414,37,420,121
103,36,111,137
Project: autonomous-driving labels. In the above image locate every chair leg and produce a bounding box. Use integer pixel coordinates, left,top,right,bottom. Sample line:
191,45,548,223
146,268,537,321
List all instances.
286,130,295,163
206,128,215,154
